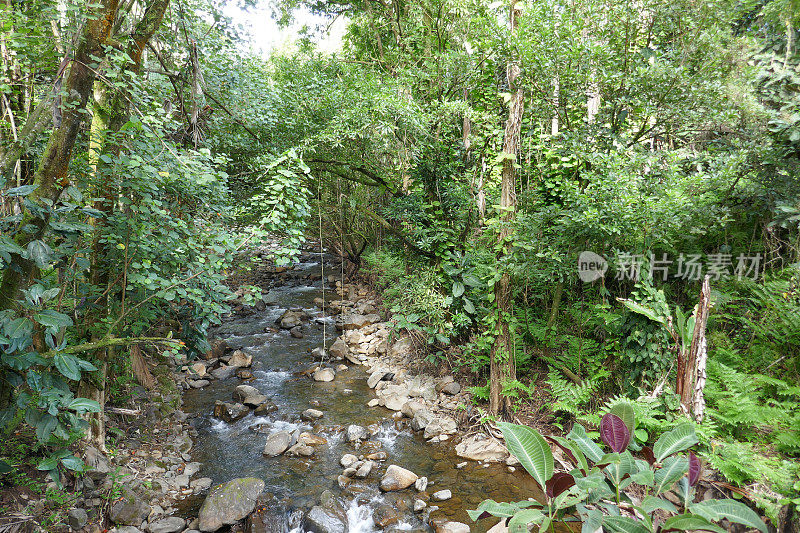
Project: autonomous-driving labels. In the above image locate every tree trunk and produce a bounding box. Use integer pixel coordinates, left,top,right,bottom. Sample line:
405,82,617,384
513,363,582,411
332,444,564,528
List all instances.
685,276,711,419
489,0,523,418
0,0,120,311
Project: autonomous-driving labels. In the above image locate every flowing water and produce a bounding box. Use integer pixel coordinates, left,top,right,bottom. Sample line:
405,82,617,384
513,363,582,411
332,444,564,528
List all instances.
182,256,544,532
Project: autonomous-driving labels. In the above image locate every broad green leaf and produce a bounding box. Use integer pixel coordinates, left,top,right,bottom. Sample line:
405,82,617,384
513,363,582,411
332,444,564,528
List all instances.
0,460,12,474
26,240,52,268
53,352,81,381
34,310,73,330
654,456,689,494
690,499,768,533
640,495,677,515
498,422,554,487
467,499,520,520
37,457,58,471
34,414,57,442
602,515,651,533
567,423,604,463
67,398,101,413
661,514,727,533
452,281,465,297
508,509,545,533
552,435,589,473
4,317,33,339
4,184,38,197
59,455,85,472
653,423,698,462
610,402,636,433
618,299,666,325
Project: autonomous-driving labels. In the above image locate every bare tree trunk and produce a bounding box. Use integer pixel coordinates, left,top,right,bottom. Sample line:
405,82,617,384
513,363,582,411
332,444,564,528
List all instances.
686,276,711,419
489,0,523,418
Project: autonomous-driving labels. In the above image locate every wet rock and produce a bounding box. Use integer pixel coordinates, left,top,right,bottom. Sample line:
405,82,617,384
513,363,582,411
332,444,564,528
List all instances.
263,431,292,457
68,508,88,530
372,504,399,528
346,425,367,443
435,522,470,533
401,401,426,418
414,477,428,491
191,478,213,492
290,326,304,338
189,362,207,377
110,486,151,526
114,528,144,533
380,465,418,492
197,477,264,532
455,434,510,463
302,409,324,421
328,337,348,359
423,416,457,440
367,370,386,389
253,401,278,415
487,519,508,532
340,454,358,468
279,310,303,329
355,460,374,478
146,517,186,533
236,369,254,380
213,401,249,423
228,350,252,368
286,443,314,456
190,379,210,389
340,313,380,330
411,409,436,432
313,368,335,382
305,506,346,533
432,490,452,501
299,432,327,446
233,385,267,407
210,365,236,380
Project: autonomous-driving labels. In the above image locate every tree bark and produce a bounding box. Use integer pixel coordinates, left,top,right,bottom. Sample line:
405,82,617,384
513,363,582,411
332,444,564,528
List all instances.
0,0,120,311
685,276,711,419
489,0,523,417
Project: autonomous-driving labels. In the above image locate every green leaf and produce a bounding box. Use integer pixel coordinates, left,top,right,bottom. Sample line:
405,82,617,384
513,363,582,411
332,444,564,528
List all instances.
53,352,81,381
567,423,604,463
602,515,651,533
26,240,52,268
507,509,545,532
452,281,465,297
0,460,13,474
618,299,666,325
59,455,85,472
67,398,101,413
653,423,698,462
661,514,727,533
689,499,768,533
463,298,475,314
610,402,636,433
640,495,677,515
467,499,520,520
34,414,58,442
4,184,38,197
654,456,689,494
34,310,73,330
37,457,58,471
498,422,554,488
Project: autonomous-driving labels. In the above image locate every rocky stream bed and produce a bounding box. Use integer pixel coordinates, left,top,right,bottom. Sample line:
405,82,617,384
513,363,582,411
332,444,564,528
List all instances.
93,250,544,533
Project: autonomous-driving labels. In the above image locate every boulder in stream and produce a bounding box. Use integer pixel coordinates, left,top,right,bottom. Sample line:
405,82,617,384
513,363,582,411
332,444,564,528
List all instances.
454,433,510,463
304,506,346,533
312,368,335,382
263,431,292,457
228,350,252,368
197,477,264,532
328,337,348,359
213,401,249,423
379,465,418,492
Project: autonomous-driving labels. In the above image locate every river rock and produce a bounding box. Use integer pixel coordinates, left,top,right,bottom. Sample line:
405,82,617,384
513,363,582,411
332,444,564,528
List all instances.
380,465,418,491
228,350,252,368
367,370,386,389
205,338,228,360
439,382,461,395
213,401,249,423
487,519,509,532
290,326,304,338
286,443,314,456
401,401,426,418
263,431,292,457
413,499,427,512
411,409,436,432
234,385,267,407
299,432,327,446
190,362,207,377
304,506,346,533
423,416,457,439
340,454,358,468
279,310,303,329
146,517,185,533
355,460,374,478
190,379,210,389
253,401,278,415
328,337,348,359
435,522,470,533
210,365,236,380
110,486,151,526
372,504,399,528
455,434,510,463
313,368,335,382
346,425,367,443
340,313,380,330
302,409,324,421
191,478,213,492
414,477,428,491
197,477,264,532
432,490,452,501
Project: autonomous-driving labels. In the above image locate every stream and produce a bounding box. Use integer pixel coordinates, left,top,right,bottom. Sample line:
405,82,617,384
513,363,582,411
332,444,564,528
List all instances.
181,254,542,532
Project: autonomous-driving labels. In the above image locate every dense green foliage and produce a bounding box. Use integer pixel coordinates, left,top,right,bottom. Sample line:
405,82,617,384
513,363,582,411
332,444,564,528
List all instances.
2,0,800,528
